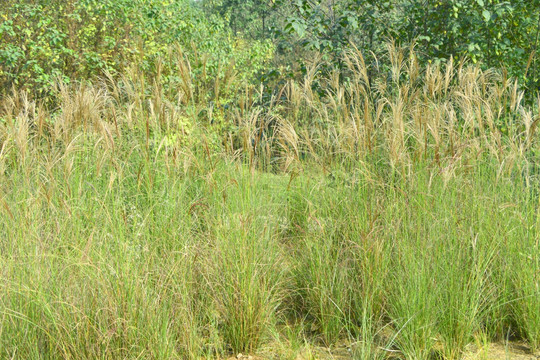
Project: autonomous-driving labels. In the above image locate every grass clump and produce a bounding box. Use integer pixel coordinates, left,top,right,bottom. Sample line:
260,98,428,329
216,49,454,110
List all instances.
0,43,539,359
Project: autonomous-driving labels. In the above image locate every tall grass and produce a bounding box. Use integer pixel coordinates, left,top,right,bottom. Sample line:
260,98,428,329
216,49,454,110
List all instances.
0,43,539,359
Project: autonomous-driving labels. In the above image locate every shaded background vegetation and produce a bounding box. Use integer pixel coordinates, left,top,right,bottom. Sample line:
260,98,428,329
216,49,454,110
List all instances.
2,0,540,100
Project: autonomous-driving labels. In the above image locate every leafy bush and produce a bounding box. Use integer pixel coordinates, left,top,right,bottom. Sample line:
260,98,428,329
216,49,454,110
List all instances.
0,0,273,98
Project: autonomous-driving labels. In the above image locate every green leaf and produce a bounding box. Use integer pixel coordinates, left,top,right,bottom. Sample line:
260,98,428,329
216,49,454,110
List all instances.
289,19,306,38
482,10,491,22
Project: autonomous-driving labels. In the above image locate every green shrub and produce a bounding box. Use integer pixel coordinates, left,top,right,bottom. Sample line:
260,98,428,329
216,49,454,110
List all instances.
0,0,273,98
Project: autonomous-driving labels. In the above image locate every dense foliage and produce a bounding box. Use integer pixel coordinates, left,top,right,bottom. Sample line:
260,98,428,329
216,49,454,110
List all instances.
204,0,540,93
0,0,273,97
3,0,540,99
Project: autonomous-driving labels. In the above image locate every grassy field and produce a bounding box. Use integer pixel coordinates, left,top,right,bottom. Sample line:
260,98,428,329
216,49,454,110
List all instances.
0,45,539,359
